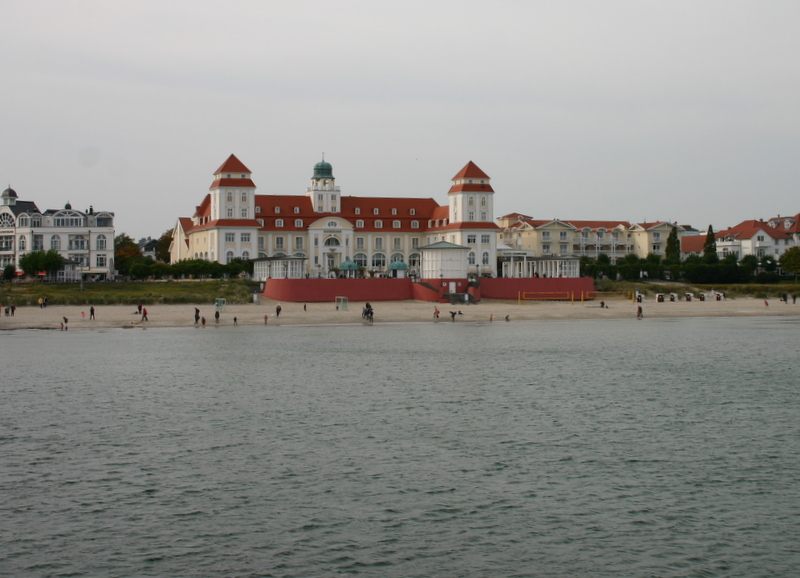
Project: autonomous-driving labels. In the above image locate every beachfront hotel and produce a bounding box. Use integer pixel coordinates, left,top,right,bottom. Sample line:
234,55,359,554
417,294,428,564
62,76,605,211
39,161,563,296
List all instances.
171,155,511,280
0,186,116,280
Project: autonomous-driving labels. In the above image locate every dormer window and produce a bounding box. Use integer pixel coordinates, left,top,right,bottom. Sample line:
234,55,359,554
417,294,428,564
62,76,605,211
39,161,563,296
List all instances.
375,220,383,228
294,207,300,214
241,174,246,178
373,208,379,215
410,208,416,216
355,208,361,215
295,219,303,227
411,221,419,229
391,208,397,215
275,206,281,213
275,219,284,227
255,206,261,213
226,173,231,178
356,220,364,228
393,221,401,228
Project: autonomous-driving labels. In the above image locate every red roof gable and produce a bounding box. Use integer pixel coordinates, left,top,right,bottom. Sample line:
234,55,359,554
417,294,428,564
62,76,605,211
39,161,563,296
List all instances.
210,178,256,189
214,154,251,175
681,235,706,254
717,220,790,240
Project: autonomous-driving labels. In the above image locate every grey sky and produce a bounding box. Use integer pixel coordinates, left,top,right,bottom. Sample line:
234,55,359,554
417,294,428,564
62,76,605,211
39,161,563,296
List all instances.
3,1,799,240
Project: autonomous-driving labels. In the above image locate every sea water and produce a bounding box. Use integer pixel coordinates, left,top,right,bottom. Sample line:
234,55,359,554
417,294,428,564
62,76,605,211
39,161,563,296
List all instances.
2,316,800,577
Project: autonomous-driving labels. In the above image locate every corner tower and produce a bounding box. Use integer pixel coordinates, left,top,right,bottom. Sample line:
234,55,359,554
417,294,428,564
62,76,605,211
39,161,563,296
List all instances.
209,154,256,222
448,161,494,224
307,156,340,213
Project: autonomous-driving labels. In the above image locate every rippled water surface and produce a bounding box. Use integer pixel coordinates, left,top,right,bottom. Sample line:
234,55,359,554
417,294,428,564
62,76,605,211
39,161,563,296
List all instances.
2,316,800,577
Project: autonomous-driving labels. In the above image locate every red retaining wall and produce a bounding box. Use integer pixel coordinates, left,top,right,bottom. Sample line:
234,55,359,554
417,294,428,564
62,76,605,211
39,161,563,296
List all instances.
262,276,596,303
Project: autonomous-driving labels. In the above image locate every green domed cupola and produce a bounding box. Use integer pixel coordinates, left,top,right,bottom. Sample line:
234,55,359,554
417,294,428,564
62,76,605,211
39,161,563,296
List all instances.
312,155,334,179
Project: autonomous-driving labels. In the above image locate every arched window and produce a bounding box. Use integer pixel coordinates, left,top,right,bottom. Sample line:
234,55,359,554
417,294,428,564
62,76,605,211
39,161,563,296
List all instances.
324,237,341,246
226,251,234,263
468,251,476,265
371,253,386,268
375,220,383,228
259,252,267,258
393,220,401,228
354,253,367,267
481,196,487,207
409,253,420,268
226,192,233,202
50,235,61,250
241,192,247,202
242,251,249,260
390,253,404,263
356,220,364,228
482,252,490,265
411,221,419,229
96,234,106,250
18,216,29,227
327,221,337,227
295,219,303,227
468,196,474,207
275,219,284,227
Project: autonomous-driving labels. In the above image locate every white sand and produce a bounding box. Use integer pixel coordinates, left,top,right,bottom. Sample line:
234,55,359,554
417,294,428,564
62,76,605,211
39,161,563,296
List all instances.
1,296,796,330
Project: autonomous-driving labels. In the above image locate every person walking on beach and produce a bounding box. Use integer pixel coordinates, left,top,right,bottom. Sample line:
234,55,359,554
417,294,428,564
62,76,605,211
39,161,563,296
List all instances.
89,306,95,320
637,306,643,319
276,304,282,317
141,307,148,321
137,304,142,315
62,316,68,330
214,310,220,324
233,316,238,325
201,316,206,327
194,308,200,324
303,303,307,312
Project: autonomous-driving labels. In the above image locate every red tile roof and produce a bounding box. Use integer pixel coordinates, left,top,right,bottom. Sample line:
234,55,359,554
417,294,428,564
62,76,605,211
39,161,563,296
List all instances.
717,220,791,240
681,235,706,254
452,161,490,181
214,154,251,175
193,219,263,231
210,178,256,189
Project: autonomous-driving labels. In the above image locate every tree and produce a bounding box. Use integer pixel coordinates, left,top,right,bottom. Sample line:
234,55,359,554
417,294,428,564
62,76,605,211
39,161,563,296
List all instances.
740,254,759,276
665,226,681,263
779,246,800,280
156,228,173,263
42,249,65,278
3,263,16,282
702,225,718,263
114,233,143,277
19,251,46,278
761,254,778,272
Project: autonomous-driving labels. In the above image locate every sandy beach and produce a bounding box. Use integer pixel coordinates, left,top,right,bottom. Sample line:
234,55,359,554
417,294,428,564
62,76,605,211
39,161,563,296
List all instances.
1,296,797,330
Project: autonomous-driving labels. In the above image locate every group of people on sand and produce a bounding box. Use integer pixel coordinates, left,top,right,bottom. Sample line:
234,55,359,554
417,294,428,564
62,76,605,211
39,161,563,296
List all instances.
362,303,374,323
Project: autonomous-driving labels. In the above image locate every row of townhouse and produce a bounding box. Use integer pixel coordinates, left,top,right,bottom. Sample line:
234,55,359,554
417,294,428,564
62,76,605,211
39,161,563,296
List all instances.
0,186,116,280
680,215,800,262
497,213,690,263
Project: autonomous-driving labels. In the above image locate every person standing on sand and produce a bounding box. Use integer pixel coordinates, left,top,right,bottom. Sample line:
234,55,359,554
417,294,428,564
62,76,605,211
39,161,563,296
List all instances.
233,317,238,325
215,310,220,324
62,316,68,330
141,307,148,321
276,304,282,317
137,304,142,315
303,303,307,312
201,316,206,327
637,306,643,319
264,314,268,325
194,308,200,324
90,306,95,320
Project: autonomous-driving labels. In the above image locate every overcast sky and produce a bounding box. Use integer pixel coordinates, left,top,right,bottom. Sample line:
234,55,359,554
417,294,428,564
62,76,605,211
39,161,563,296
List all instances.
3,1,799,240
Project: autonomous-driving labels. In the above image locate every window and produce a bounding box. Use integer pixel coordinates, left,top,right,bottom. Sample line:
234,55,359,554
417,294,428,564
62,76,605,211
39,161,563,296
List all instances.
354,253,367,266
275,219,284,227
226,251,234,263
482,252,490,265
481,234,490,244
409,253,420,267
468,212,474,221
294,207,300,214
70,235,85,250
373,208,379,215
96,254,107,268
393,237,401,250
467,234,476,244
96,234,106,250
242,251,249,260
652,244,662,253
275,206,281,213
227,208,233,218
50,235,61,250
257,219,264,226
411,237,419,249
560,244,568,254
371,253,386,268
410,208,416,216
324,237,341,246
241,233,250,243
255,206,261,213
469,251,476,265
543,244,551,253
318,194,323,201
560,231,568,240
542,231,551,240
327,221,337,227
241,208,247,218
295,219,303,227
225,233,235,243
393,220,401,228
275,237,285,250
331,194,336,201
481,196,487,207
258,237,265,249
468,196,474,207
355,208,361,215
375,220,383,228
17,216,28,227
356,220,364,228
295,237,304,250
653,232,661,240
356,237,365,250
241,192,247,202
480,212,487,221
375,238,384,250
392,208,397,215
227,192,233,202
411,220,419,229
757,235,765,241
